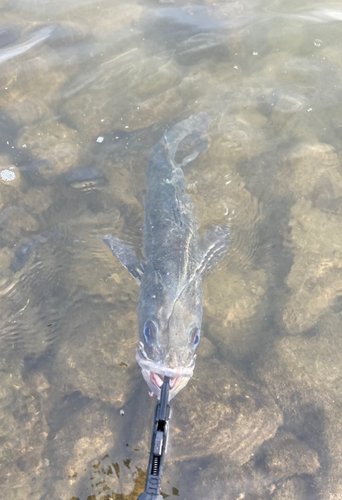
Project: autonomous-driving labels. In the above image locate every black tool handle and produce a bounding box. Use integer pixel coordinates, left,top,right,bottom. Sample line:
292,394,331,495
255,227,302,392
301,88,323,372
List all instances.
137,377,171,500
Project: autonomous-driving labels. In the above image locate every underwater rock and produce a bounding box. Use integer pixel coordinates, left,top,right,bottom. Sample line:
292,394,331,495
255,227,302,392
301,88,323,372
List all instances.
0,24,87,124
272,477,310,500
141,4,221,50
52,300,140,407
204,267,266,328
254,313,342,500
187,432,316,500
62,2,144,38
5,98,53,129
19,186,52,215
283,197,342,335
196,335,216,358
0,205,39,243
175,32,229,65
194,457,269,500
258,314,342,407
271,142,342,209
264,19,305,56
184,371,318,499
1,44,69,127
202,265,268,363
43,397,139,499
263,430,320,480
0,246,12,271
122,80,187,131
265,57,342,143
260,84,313,114
207,109,270,164
132,54,181,99
61,48,181,139
172,356,283,465
0,362,48,500
16,121,81,179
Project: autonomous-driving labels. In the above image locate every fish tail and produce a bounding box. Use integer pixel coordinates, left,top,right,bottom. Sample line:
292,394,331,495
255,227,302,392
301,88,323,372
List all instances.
147,112,211,183
163,111,211,169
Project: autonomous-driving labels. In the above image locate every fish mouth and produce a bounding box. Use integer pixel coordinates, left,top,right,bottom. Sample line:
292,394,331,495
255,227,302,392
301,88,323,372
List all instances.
150,371,185,393
136,347,196,399
136,346,196,377
141,368,191,399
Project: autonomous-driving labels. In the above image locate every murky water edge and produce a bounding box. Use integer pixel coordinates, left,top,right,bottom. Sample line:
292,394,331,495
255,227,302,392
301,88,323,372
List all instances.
0,1,342,499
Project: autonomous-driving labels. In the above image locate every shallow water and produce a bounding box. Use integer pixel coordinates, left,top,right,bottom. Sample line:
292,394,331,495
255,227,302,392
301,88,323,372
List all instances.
0,0,342,499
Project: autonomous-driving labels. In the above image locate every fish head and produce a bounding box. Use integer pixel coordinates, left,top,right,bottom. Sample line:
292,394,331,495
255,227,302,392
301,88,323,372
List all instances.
137,266,202,399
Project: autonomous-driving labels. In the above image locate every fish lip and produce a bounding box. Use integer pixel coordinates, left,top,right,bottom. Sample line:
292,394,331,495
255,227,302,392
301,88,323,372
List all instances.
136,346,196,378
150,372,181,391
141,368,190,399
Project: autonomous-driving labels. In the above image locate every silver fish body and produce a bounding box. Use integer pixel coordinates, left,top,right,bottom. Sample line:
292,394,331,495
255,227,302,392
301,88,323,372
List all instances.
104,112,229,398
0,26,53,65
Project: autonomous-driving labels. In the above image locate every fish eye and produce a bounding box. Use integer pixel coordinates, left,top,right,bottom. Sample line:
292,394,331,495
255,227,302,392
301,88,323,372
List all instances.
143,320,158,345
189,327,200,349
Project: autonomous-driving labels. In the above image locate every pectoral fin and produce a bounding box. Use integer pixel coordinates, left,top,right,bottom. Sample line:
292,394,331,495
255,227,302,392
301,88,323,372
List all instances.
103,235,144,282
197,225,230,276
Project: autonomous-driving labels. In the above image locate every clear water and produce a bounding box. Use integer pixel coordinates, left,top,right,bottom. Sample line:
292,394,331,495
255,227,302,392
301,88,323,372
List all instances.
0,1,342,499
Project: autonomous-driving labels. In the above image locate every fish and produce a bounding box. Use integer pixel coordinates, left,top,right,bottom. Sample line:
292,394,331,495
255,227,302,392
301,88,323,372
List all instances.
0,26,53,65
104,112,229,398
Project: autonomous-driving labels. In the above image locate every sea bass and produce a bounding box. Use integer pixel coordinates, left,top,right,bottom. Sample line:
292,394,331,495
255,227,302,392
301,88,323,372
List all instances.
104,112,229,398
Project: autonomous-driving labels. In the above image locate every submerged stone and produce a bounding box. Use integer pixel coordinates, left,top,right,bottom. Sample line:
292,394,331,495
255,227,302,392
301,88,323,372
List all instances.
254,313,342,500
0,205,39,243
208,110,271,165
175,32,229,65
43,398,138,499
52,300,140,407
0,362,48,500
5,98,53,129
181,426,318,500
62,49,186,138
272,477,310,500
271,142,342,207
16,121,81,179
61,2,144,38
283,197,342,335
1,45,70,127
262,430,320,480
19,186,52,215
171,356,282,464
